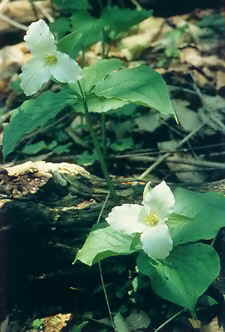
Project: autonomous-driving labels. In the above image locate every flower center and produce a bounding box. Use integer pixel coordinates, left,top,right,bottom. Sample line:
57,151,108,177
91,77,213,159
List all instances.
44,55,58,65
144,212,160,226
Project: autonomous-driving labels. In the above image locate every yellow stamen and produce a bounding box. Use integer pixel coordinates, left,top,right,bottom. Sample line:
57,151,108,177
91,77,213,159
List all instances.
144,213,160,226
44,55,58,65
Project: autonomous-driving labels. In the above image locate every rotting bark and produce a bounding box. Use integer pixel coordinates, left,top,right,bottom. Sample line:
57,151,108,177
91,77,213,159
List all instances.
0,161,225,330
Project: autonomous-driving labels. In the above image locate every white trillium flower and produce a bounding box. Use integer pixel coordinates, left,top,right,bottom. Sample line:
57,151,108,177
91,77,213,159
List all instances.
20,19,82,96
106,181,175,259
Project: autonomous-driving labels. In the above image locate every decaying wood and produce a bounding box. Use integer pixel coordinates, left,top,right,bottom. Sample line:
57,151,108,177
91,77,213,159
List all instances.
0,161,224,329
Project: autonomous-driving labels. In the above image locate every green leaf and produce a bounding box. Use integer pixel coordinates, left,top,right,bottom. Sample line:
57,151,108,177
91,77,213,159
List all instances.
76,226,137,266
59,12,103,56
81,59,125,93
137,243,220,310
111,137,134,152
59,7,152,56
94,65,175,116
114,313,130,332
22,141,47,155
101,7,152,39
50,18,71,38
168,188,225,245
3,90,74,159
75,95,127,113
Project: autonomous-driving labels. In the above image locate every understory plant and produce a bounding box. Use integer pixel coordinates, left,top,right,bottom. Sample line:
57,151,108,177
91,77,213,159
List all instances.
3,7,225,331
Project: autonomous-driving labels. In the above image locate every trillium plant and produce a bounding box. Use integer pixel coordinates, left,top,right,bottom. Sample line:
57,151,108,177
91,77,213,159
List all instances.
9,17,225,323
77,180,225,312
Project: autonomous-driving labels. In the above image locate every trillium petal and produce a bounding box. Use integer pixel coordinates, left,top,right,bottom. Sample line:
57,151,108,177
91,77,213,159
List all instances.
20,58,51,96
140,224,173,259
106,204,146,235
143,181,175,219
24,19,56,56
49,52,82,84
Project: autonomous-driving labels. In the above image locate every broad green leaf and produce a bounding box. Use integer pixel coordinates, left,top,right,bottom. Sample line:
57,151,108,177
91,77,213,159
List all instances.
137,243,220,310
76,226,137,266
168,188,225,245
94,65,175,116
59,12,103,56
50,18,71,38
81,59,125,93
71,59,126,110
59,7,152,56
75,95,128,113
3,90,74,159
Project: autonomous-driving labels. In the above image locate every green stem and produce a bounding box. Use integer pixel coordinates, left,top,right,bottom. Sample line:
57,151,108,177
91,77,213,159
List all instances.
101,113,106,156
77,81,115,196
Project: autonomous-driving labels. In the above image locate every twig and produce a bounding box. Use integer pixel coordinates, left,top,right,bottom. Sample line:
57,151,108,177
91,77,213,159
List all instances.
154,309,186,332
117,154,225,170
129,0,143,10
35,0,54,23
138,123,205,179
0,12,27,31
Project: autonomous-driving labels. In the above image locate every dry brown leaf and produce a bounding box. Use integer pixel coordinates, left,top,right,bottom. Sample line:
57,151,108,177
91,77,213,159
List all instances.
201,317,224,332
43,313,71,332
0,0,53,32
0,42,29,79
180,47,203,67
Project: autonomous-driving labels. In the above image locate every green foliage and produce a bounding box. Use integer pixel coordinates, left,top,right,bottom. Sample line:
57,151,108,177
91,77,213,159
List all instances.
59,12,103,57
22,141,48,155
75,95,128,113
111,137,134,152
137,243,220,311
94,65,175,115
114,312,130,332
79,58,125,93
50,18,71,38
100,7,153,40
3,90,74,159
32,318,43,329
59,7,152,56
77,187,225,310
71,59,174,116
168,188,225,245
76,226,140,266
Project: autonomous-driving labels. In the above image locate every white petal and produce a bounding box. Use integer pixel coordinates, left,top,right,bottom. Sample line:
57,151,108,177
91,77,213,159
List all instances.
106,204,146,235
140,224,173,259
24,19,56,55
20,58,51,96
49,52,82,83
143,181,175,219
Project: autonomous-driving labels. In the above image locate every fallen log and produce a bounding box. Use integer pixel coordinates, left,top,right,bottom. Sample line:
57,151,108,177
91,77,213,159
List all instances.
0,161,145,329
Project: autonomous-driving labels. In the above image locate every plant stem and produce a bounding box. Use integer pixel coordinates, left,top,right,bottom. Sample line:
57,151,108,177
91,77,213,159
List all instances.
101,113,106,156
77,81,115,196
